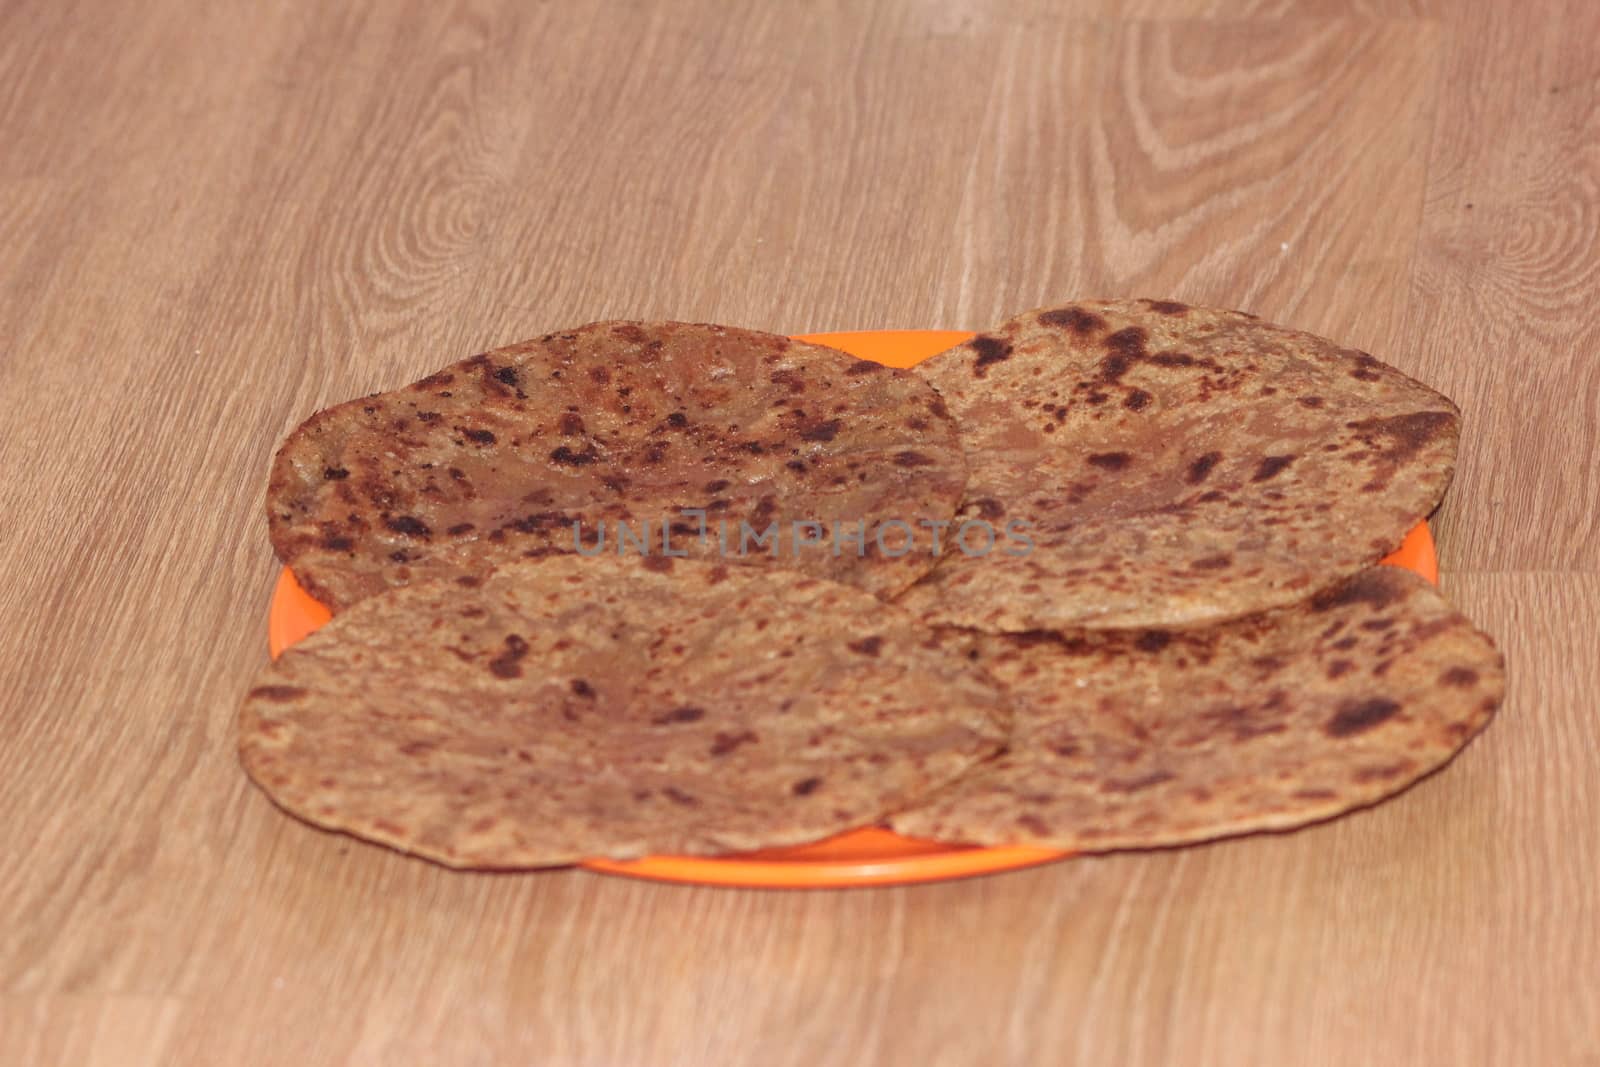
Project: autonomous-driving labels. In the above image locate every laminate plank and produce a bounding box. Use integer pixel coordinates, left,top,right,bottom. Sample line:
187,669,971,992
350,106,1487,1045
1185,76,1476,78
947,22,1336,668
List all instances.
1399,0,1600,570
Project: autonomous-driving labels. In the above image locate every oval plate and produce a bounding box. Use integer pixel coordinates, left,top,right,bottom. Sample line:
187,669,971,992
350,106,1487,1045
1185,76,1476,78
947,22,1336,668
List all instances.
266,329,1439,888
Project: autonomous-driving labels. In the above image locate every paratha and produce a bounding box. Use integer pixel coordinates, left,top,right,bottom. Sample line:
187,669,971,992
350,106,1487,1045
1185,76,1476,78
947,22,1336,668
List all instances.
268,321,966,612
240,554,1010,868
898,299,1459,631
891,567,1504,851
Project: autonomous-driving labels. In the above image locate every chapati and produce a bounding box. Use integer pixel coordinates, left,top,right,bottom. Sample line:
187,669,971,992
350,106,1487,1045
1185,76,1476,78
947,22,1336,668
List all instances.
898,299,1459,630
891,568,1504,851
240,554,1010,868
268,321,966,611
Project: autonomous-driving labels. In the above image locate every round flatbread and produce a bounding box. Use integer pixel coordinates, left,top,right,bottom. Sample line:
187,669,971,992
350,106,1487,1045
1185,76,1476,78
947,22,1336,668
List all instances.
890,568,1504,852
268,321,966,611
239,555,1010,868
898,299,1460,631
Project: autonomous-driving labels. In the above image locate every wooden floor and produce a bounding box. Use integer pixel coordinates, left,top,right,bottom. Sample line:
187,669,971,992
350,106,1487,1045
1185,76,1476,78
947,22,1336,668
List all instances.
3,1,1596,1063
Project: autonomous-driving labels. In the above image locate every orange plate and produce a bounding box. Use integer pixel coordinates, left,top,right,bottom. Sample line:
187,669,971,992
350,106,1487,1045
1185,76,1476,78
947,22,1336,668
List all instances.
267,329,1439,888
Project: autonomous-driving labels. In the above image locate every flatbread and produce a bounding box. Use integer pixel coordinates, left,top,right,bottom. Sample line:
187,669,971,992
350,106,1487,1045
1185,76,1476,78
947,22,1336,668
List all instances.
268,321,966,611
898,299,1460,631
239,554,1010,868
890,568,1504,851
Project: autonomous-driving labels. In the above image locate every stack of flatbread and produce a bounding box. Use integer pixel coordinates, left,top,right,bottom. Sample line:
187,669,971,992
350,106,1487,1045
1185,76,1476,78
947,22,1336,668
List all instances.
243,307,1504,869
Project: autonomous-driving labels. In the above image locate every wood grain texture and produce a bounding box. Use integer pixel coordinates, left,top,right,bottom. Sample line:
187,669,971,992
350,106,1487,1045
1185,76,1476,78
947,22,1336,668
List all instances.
1,1,1595,1064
